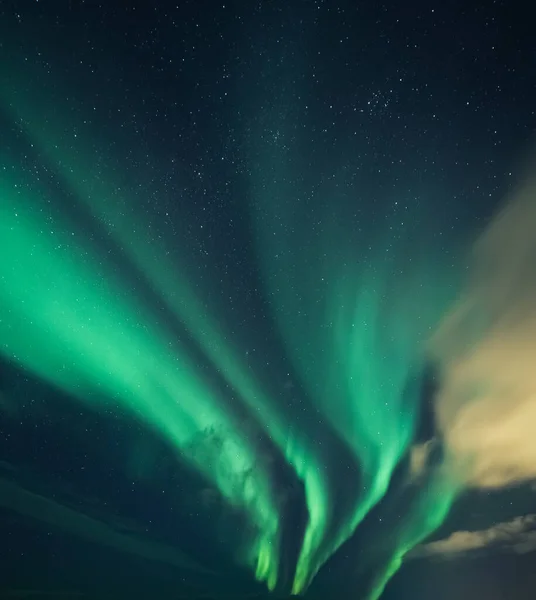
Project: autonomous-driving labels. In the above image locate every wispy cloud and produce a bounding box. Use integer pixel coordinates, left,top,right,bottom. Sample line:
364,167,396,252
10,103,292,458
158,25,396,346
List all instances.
430,178,536,489
410,514,536,559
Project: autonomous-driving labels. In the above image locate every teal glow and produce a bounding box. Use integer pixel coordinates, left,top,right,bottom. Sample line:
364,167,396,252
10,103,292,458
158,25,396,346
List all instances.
0,170,281,590
0,64,462,599
247,109,459,593
362,471,460,600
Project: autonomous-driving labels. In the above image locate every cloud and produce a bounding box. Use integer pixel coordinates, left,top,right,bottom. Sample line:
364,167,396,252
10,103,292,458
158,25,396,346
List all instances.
410,514,536,559
430,177,536,489
408,440,437,479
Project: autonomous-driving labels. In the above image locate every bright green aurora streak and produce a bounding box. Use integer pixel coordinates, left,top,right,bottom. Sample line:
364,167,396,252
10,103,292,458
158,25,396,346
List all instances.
1,74,336,592
0,171,281,589
0,68,462,599
247,103,460,593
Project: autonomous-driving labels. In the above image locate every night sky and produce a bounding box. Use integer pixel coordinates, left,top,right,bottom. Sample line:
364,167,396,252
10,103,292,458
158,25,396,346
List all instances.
1,1,536,599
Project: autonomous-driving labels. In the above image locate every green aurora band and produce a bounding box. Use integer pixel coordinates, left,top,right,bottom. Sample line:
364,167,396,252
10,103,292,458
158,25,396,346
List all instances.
0,67,462,598
1,73,323,590
245,98,461,592
0,170,282,588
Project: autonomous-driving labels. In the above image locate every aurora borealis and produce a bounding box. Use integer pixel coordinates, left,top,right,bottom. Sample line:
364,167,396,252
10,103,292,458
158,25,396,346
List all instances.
0,76,454,596
2,2,536,600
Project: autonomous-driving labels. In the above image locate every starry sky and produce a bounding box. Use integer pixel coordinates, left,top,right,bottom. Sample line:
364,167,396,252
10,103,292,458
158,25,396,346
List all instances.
1,1,536,599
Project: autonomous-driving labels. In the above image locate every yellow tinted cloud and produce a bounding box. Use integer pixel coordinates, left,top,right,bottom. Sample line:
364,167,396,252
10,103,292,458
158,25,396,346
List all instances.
431,178,536,488
410,514,536,559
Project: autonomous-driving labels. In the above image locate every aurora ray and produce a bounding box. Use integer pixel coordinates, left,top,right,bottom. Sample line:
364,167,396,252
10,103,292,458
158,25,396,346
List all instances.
1,39,467,600
0,168,282,589
1,71,338,592
245,94,460,592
